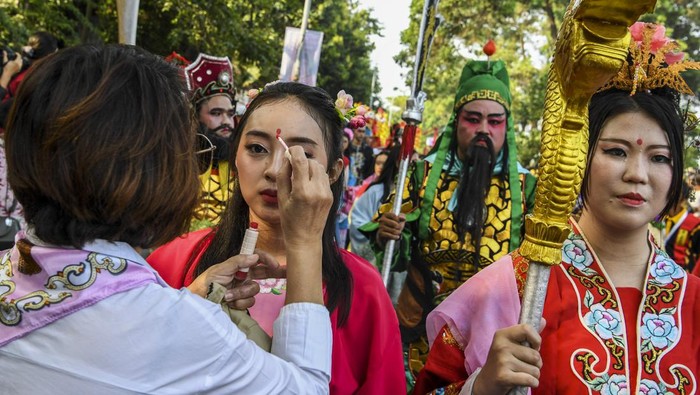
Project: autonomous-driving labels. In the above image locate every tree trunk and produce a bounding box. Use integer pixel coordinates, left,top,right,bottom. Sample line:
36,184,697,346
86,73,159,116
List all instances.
544,0,558,43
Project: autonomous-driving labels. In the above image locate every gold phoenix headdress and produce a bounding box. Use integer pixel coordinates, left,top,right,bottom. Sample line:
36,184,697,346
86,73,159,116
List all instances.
600,22,699,96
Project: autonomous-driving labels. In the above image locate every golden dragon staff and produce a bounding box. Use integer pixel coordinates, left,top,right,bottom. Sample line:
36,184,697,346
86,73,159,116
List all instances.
511,0,656,393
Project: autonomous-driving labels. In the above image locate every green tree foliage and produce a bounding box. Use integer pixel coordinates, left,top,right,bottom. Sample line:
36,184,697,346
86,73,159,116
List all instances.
397,0,698,167
640,0,700,168
640,0,700,93
0,0,380,99
313,1,380,104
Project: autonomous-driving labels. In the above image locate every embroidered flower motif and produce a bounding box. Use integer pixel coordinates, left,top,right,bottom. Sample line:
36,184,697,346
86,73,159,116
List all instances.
584,303,623,340
638,379,666,395
335,90,354,115
649,255,684,285
562,238,593,272
600,374,629,395
255,278,287,295
640,311,678,349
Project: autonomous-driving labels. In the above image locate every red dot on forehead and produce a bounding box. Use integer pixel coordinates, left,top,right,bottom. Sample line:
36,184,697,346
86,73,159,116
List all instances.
636,138,643,146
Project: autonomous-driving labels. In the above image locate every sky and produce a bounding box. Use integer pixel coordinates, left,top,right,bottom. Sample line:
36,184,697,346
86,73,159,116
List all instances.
356,0,413,102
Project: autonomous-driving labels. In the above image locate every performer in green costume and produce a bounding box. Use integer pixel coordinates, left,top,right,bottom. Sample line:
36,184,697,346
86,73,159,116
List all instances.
363,58,537,390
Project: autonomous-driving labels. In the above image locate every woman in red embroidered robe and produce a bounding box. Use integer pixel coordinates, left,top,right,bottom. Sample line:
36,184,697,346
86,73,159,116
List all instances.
413,76,700,395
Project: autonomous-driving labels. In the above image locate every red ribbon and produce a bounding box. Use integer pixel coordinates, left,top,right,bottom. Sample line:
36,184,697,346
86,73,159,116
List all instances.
401,124,417,159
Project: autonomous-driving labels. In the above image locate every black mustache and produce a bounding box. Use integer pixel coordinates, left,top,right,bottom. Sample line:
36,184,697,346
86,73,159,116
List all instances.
466,134,496,168
470,134,492,147
211,124,233,134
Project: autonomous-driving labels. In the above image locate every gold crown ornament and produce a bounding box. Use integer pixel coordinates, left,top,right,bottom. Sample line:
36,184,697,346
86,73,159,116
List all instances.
600,22,699,96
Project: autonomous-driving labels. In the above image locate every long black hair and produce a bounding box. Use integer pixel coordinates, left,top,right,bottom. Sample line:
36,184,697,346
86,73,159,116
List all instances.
369,145,401,202
189,82,353,325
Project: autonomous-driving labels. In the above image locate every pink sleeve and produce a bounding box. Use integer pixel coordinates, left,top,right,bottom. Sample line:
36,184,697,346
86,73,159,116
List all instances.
426,255,521,375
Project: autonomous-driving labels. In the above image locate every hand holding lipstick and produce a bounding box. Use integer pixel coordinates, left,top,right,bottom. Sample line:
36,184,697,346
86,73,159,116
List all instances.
235,222,259,280
186,248,284,310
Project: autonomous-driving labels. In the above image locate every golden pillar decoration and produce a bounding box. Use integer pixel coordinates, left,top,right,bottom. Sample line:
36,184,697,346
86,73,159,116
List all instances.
511,1,657,393
519,0,657,265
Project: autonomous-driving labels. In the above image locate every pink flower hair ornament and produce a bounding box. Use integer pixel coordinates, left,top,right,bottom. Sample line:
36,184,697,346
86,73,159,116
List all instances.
244,80,283,106
628,23,684,64
600,22,699,96
246,88,260,101
335,90,354,115
335,90,369,129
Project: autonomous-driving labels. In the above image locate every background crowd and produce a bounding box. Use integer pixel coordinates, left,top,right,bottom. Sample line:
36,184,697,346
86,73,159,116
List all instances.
0,2,699,395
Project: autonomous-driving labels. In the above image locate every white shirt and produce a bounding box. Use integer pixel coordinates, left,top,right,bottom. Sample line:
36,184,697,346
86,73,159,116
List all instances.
0,239,332,394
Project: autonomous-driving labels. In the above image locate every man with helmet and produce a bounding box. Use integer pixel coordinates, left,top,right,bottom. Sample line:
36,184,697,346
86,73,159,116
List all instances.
184,54,237,227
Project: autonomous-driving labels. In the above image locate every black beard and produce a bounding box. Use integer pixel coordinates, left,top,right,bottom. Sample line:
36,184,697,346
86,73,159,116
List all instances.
454,134,497,254
199,123,233,163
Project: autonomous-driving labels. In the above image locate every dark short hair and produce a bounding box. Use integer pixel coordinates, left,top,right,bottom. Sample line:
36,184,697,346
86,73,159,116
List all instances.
582,88,684,217
5,44,200,248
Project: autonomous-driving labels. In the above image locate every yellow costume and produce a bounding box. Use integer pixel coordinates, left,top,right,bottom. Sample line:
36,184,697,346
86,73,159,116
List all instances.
193,161,233,228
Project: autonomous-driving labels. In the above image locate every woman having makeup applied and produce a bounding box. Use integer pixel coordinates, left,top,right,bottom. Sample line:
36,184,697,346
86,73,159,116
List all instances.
148,82,405,395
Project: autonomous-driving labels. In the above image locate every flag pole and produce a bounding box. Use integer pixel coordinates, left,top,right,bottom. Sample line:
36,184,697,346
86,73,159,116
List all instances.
292,0,312,82
381,0,441,287
116,0,140,45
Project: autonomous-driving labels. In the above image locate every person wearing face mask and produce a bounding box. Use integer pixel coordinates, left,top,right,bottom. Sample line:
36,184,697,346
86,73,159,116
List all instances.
362,55,537,391
185,54,238,228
